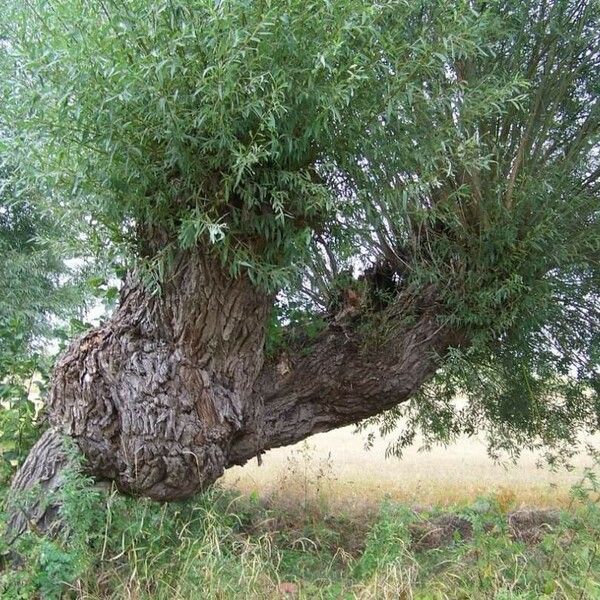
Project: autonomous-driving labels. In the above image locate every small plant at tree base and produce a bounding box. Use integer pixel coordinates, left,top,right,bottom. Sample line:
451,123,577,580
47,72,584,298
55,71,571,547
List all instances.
275,442,335,515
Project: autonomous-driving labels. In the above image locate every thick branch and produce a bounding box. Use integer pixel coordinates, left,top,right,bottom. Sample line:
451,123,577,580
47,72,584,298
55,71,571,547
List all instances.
229,291,461,465
6,429,69,540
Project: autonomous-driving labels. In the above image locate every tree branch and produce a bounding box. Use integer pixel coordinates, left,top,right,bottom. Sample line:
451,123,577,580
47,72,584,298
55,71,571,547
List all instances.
228,290,462,465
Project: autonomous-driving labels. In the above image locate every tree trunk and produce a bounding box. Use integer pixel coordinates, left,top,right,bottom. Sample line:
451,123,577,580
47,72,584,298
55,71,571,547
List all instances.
48,251,273,501
7,251,459,535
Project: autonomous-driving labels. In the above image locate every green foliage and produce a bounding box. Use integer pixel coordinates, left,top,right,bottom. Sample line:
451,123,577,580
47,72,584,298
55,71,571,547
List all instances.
0,165,92,485
1,447,105,599
0,152,122,492
1,0,598,455
354,502,415,579
0,0,535,283
0,334,49,486
264,299,327,358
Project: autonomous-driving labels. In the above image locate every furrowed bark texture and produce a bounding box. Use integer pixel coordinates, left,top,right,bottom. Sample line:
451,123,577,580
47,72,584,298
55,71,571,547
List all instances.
48,252,272,501
9,251,459,534
229,292,457,464
7,429,68,539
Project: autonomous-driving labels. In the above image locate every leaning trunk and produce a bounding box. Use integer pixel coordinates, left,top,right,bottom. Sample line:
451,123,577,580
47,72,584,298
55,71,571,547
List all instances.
8,251,458,535
48,251,272,500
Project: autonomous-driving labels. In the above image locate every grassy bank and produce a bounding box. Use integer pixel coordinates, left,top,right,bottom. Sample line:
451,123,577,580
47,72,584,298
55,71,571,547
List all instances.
1,460,599,599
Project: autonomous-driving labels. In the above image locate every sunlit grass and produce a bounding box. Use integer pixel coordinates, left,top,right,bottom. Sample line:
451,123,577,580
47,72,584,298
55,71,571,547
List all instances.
224,427,599,510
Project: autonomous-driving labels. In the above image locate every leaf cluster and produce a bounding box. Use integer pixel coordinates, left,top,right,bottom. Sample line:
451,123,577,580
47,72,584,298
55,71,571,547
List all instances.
1,0,599,452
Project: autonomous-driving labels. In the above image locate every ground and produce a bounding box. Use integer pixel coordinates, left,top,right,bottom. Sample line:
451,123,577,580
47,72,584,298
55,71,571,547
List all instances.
3,422,599,599
223,426,599,509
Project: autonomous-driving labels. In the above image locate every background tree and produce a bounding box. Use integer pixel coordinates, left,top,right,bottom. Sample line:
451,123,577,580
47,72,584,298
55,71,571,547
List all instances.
0,160,92,485
1,0,598,532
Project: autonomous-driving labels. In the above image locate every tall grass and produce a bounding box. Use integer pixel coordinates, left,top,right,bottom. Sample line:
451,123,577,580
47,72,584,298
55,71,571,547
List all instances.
1,451,599,599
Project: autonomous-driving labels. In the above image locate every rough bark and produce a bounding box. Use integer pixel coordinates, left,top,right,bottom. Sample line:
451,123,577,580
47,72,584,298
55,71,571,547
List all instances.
230,290,457,464
6,429,68,540
8,251,460,536
47,251,273,501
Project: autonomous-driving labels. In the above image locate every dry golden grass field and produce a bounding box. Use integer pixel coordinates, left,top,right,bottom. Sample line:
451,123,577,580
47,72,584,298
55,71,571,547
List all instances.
223,426,600,510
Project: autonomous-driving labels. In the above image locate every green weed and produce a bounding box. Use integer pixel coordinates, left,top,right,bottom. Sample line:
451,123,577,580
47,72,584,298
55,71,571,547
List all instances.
1,454,599,599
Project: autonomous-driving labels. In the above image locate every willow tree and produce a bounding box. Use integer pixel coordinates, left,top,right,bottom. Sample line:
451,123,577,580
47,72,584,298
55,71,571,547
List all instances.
2,0,599,529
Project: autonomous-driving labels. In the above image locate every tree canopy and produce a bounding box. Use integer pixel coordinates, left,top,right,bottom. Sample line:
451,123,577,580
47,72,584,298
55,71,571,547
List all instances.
1,0,599,460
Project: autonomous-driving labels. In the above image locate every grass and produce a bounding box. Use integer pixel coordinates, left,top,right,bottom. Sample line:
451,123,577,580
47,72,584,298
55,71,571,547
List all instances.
1,443,599,599
223,427,600,509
